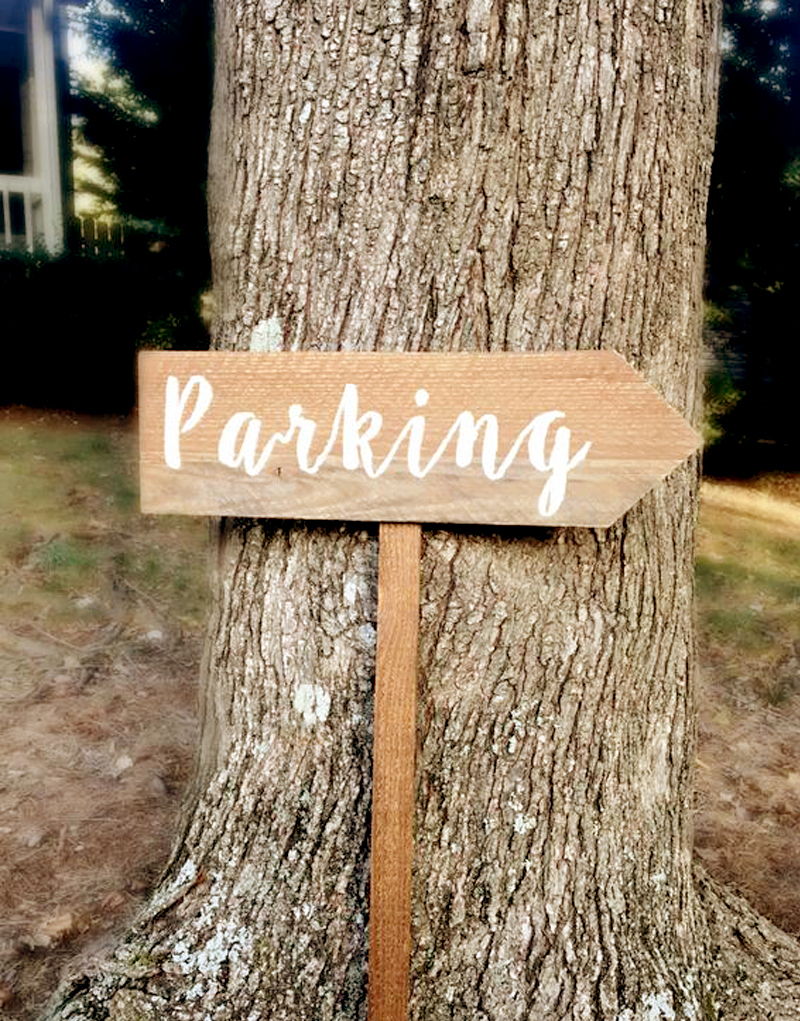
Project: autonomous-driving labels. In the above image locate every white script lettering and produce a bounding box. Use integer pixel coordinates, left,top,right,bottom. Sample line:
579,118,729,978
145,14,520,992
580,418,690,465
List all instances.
163,376,591,517
164,375,214,469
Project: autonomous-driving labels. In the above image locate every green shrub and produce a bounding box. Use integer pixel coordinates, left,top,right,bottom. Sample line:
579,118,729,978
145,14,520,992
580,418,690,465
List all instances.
0,249,208,413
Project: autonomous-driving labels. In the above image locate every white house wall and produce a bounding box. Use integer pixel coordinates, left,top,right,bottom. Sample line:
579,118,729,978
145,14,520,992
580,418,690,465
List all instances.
30,0,63,251
0,0,64,252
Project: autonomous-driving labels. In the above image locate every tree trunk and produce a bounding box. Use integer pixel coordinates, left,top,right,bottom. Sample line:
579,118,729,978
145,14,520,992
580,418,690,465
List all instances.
43,0,800,1019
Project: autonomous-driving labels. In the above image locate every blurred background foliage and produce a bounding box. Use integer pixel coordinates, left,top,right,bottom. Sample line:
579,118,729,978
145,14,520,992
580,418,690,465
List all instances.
0,248,209,412
704,0,800,475
68,0,213,275
1,0,798,460
2,0,213,414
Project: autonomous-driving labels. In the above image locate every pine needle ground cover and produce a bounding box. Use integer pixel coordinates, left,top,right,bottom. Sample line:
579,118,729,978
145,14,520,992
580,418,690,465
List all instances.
694,478,800,934
0,411,206,1018
0,412,797,1018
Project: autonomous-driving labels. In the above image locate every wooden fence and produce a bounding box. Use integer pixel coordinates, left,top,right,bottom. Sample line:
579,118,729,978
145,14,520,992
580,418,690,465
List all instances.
67,216,126,255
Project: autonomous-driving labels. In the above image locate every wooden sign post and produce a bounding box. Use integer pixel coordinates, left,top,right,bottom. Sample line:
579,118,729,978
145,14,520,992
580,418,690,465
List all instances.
138,350,701,1021
370,521,421,1021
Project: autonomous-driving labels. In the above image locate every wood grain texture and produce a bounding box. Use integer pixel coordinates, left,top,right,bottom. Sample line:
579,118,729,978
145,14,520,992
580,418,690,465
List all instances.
369,523,422,1021
138,350,701,527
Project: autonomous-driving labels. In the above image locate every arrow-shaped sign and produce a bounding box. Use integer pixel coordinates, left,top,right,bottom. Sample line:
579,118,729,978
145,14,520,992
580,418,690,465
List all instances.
137,348,700,1021
138,350,700,527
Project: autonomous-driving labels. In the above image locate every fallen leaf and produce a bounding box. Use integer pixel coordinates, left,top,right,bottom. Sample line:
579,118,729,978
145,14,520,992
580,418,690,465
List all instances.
18,826,46,848
113,754,134,777
33,911,77,947
101,891,126,911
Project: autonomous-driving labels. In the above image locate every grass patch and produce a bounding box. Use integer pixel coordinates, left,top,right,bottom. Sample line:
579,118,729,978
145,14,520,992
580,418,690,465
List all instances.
59,432,114,460
694,480,800,940
34,538,96,571
695,558,748,596
697,482,800,706
702,604,772,650
0,413,209,634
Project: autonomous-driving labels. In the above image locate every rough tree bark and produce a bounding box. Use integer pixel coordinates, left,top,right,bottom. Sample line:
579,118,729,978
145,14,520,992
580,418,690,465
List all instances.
43,0,800,1019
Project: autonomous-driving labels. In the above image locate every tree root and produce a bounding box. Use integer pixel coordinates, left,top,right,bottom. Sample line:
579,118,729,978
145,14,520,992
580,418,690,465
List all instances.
696,864,800,1020
37,865,800,1021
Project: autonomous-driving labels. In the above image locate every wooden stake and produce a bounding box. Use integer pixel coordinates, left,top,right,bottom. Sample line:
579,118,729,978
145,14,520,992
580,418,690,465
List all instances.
368,522,422,1021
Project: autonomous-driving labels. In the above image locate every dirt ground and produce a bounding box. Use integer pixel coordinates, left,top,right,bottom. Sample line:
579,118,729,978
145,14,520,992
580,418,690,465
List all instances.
0,410,206,1016
0,412,798,1018
0,633,200,1015
693,478,800,935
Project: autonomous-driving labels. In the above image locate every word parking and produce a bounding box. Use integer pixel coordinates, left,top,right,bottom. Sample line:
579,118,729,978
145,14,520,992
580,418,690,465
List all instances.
164,374,591,518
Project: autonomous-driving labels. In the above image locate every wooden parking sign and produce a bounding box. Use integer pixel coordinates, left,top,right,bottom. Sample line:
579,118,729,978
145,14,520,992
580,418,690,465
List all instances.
138,349,701,1021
